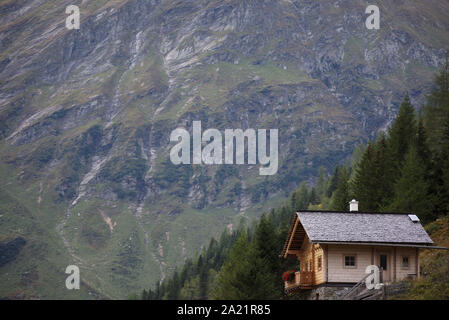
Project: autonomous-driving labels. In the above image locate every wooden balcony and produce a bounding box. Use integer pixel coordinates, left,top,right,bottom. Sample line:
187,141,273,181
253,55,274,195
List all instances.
284,271,314,292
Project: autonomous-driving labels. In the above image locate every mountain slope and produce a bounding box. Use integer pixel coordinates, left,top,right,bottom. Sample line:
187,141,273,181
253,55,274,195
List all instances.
1,0,449,298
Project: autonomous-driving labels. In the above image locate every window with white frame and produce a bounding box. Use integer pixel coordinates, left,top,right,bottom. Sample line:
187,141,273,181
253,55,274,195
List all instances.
343,255,356,268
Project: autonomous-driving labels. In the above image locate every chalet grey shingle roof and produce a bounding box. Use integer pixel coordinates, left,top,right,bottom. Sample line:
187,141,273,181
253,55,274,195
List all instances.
297,211,434,244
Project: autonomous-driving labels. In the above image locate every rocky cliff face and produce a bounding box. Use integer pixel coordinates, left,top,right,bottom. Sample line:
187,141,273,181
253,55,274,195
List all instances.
1,0,448,298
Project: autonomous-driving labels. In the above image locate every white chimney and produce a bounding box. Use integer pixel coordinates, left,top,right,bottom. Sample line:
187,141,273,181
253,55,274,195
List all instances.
349,199,359,212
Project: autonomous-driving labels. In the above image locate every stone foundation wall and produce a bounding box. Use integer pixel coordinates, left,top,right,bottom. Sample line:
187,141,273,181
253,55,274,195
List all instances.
295,282,411,300
294,285,352,300
384,282,411,297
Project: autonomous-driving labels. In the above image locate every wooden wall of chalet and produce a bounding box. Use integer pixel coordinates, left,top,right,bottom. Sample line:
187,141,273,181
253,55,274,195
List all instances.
299,234,325,286
326,244,419,283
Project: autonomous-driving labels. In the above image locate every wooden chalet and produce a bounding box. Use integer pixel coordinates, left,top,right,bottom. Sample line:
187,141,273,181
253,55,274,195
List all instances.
281,200,444,294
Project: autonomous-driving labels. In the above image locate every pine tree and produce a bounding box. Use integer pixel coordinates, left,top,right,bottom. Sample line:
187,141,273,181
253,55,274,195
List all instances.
331,166,350,211
308,187,319,206
416,117,431,172
350,144,367,173
352,143,379,211
253,215,282,296
352,132,399,211
374,133,396,208
386,145,433,222
438,113,449,214
154,280,160,299
388,93,418,173
317,166,327,198
196,255,203,275
214,232,276,300
295,182,309,210
422,58,449,216
290,191,297,211
198,266,209,300
167,269,180,300
424,57,449,152
327,166,340,197
180,259,192,287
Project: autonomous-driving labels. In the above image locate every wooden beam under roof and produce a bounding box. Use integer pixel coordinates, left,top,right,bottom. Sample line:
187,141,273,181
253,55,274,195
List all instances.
284,217,299,258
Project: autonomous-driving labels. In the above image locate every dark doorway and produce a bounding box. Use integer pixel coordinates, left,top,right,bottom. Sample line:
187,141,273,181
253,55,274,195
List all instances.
380,254,387,270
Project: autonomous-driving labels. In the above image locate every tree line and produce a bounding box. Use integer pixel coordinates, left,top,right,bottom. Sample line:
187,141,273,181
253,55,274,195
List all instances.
329,58,449,222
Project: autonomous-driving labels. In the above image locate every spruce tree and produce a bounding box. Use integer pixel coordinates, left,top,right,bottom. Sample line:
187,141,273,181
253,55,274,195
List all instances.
386,146,433,222
438,113,449,213
215,232,276,300
308,187,319,206
374,133,396,208
424,57,449,152
352,133,399,211
196,255,203,276
253,215,282,296
317,166,327,198
167,269,180,300
416,117,432,173
350,144,367,173
327,166,340,197
290,191,297,211
154,280,160,299
423,58,449,215
295,182,309,210
180,259,192,287
388,93,417,173
198,266,209,300
352,143,379,211
332,166,350,211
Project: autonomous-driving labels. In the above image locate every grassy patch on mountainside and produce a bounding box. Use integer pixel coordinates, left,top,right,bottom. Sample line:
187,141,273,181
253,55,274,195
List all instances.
392,216,449,300
0,186,98,299
154,58,313,121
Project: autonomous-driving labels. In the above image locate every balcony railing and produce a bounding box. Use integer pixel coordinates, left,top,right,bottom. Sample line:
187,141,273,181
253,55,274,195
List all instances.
284,271,314,291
